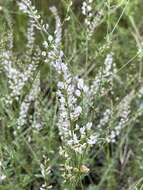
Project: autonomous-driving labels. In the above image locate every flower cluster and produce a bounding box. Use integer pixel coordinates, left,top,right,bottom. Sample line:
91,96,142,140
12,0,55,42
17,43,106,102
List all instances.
89,53,117,97
40,155,52,190
2,55,38,103
0,25,39,104
82,0,103,38
50,6,62,48
97,109,112,129
106,91,134,143
17,0,49,32
16,73,40,132
26,17,35,51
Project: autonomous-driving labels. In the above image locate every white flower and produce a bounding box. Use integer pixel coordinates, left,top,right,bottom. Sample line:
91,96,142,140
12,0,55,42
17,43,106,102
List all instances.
75,89,81,97
42,51,46,57
74,106,82,117
43,41,49,48
57,82,64,89
80,127,85,135
17,2,28,13
111,131,116,139
0,174,6,182
75,124,80,130
86,122,92,130
74,146,83,154
87,5,92,12
87,135,97,145
40,163,46,178
83,85,89,93
48,35,53,42
77,78,84,89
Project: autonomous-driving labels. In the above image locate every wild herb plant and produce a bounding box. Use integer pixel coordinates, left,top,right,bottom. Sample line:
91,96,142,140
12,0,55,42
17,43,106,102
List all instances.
0,0,143,190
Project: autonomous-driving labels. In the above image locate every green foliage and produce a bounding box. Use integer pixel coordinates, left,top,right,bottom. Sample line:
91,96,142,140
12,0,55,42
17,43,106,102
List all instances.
0,0,143,190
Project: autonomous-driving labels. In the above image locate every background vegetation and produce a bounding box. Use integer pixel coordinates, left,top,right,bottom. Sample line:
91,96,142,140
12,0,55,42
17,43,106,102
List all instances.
0,0,143,190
